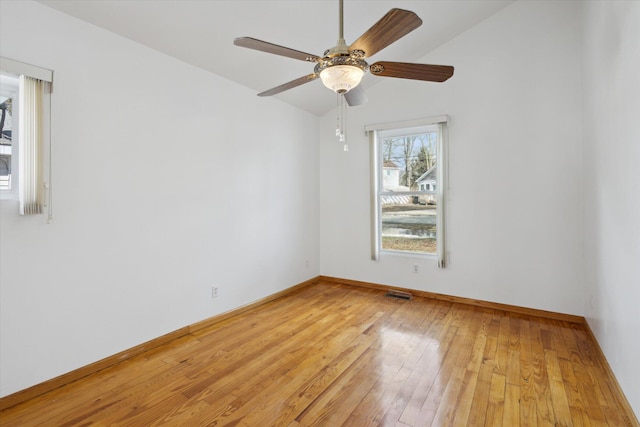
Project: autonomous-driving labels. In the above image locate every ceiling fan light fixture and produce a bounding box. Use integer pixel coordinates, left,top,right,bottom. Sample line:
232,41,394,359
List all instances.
314,55,369,94
319,65,364,94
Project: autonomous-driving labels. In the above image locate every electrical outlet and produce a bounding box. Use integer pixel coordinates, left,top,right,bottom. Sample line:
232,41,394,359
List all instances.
413,264,419,274
211,286,218,298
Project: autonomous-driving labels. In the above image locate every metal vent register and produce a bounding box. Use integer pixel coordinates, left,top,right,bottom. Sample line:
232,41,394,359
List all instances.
384,290,412,300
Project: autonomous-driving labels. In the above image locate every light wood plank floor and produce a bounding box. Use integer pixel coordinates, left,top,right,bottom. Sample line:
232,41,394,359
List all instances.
0,282,635,426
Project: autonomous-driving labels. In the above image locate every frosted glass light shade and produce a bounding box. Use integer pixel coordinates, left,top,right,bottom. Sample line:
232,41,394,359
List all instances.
319,65,364,94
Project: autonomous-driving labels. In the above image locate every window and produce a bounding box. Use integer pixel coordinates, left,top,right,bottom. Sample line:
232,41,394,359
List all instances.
0,57,52,217
367,116,448,267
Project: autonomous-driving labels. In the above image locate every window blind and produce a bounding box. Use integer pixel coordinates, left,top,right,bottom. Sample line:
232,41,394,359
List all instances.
19,76,48,215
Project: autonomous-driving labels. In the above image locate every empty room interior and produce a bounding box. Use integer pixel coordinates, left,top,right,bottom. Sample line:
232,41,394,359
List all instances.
0,0,638,425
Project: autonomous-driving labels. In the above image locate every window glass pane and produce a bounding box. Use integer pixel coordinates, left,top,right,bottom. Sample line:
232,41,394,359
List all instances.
381,197,437,254
378,129,438,255
0,74,17,191
381,132,437,191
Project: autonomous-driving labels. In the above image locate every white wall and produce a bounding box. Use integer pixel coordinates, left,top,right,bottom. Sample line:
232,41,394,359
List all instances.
582,1,640,415
0,0,319,397
320,0,584,315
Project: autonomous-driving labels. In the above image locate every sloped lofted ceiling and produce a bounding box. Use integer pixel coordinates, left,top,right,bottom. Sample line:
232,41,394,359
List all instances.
38,0,513,116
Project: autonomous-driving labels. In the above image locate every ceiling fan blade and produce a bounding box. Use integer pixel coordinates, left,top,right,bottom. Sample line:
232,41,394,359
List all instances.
344,85,368,106
258,73,319,97
370,62,454,82
234,37,320,62
349,9,422,58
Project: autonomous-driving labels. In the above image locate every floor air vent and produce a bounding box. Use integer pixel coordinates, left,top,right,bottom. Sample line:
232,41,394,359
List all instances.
385,290,412,300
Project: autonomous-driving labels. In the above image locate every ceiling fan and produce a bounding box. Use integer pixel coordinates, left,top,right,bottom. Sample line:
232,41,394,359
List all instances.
234,0,454,107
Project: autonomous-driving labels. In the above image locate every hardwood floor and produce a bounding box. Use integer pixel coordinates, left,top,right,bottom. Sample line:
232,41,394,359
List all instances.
0,282,636,426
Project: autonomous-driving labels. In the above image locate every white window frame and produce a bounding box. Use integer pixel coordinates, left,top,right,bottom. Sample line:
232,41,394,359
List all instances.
366,116,448,267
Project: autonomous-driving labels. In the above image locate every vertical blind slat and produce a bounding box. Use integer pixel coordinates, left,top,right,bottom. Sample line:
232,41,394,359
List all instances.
436,123,447,268
369,131,380,261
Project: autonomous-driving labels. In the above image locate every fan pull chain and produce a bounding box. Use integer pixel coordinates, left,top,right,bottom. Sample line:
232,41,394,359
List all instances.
336,94,348,151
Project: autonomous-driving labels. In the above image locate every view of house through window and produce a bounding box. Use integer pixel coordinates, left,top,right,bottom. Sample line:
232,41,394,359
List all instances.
378,125,441,255
0,73,18,191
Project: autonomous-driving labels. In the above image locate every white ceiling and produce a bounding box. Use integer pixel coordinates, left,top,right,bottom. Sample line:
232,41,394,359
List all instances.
38,0,513,116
